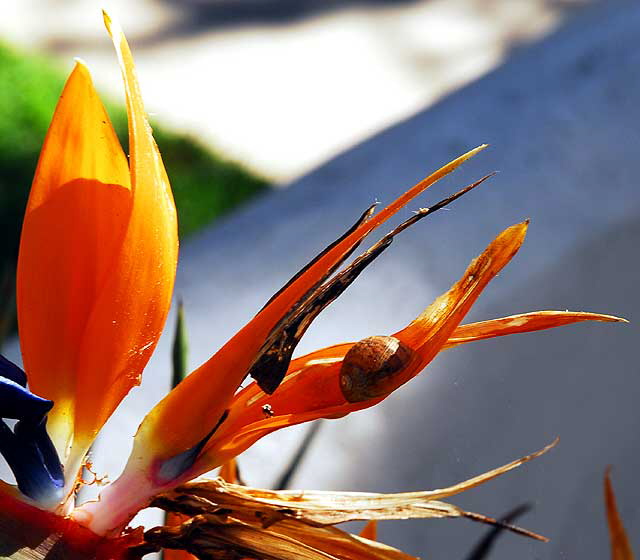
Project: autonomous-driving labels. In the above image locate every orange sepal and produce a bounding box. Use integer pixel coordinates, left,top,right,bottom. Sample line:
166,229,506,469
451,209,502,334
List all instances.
17,61,132,457
605,470,635,560
219,458,241,484
131,146,486,461
359,520,378,541
443,311,626,350
63,15,178,464
393,221,528,362
188,223,529,473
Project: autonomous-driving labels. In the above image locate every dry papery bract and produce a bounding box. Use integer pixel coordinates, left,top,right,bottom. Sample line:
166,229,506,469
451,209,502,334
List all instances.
145,441,556,559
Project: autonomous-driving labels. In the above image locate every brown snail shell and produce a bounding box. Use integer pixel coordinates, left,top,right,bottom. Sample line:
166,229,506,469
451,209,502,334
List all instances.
339,336,415,403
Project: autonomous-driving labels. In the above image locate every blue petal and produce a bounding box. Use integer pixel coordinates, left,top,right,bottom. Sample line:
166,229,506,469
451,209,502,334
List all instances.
0,420,63,507
0,356,64,506
15,418,64,488
0,376,53,421
0,354,27,387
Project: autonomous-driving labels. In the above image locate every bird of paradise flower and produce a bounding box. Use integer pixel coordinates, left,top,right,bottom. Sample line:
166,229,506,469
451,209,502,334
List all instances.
0,12,626,560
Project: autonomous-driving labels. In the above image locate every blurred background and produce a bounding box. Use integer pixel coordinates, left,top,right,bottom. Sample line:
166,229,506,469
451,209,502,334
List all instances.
1,0,639,558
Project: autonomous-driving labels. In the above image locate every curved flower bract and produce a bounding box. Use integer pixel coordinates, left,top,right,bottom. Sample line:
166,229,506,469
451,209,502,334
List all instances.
13,13,178,501
80,185,623,534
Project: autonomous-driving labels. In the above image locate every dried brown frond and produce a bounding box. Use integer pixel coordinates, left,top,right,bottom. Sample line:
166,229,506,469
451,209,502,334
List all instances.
145,441,556,559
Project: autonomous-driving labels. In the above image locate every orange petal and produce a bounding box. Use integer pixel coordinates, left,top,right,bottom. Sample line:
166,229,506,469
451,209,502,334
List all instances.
132,146,486,461
219,458,241,484
393,221,528,367
443,311,626,350
605,470,635,560
17,62,131,457
359,520,378,541
24,61,131,213
189,223,529,473
70,17,178,465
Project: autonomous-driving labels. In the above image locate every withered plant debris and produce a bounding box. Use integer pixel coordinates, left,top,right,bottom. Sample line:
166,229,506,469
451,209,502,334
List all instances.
146,439,555,559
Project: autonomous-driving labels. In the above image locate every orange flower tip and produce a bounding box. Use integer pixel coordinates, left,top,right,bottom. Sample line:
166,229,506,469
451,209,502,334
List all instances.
72,57,90,71
448,144,488,167
102,10,124,45
471,143,489,155
512,220,529,237
102,9,114,32
591,313,628,323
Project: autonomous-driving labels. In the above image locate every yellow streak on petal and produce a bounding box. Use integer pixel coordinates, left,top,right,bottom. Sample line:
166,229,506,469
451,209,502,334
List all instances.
444,311,627,350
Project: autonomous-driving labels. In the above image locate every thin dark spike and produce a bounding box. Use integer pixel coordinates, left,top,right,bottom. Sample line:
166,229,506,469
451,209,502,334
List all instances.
171,300,188,389
248,237,389,393
164,299,190,557
249,175,493,394
260,203,378,311
464,504,532,560
273,421,322,490
463,509,547,543
382,172,496,240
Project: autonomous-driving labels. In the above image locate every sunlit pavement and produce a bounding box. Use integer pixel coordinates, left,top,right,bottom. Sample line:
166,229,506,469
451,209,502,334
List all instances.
2,0,592,181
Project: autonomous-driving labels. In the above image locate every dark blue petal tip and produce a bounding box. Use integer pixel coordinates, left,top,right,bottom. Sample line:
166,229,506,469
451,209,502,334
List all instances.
0,354,27,387
0,355,64,506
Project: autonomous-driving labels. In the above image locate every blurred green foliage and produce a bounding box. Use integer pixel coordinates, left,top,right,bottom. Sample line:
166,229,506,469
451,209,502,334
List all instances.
0,42,268,340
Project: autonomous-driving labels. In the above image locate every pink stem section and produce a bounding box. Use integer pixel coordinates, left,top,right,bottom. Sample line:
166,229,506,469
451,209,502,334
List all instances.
72,470,158,535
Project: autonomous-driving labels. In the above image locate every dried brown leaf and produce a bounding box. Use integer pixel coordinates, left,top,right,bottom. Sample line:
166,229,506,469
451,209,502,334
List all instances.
181,440,556,521
154,441,556,547
267,519,417,560
146,515,341,560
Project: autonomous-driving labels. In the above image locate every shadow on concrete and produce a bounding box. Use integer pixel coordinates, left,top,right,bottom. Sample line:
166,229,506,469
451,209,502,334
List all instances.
44,0,584,52
163,0,418,29
146,0,586,44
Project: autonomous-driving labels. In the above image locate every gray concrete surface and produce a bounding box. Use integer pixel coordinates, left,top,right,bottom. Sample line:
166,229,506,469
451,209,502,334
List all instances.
4,0,640,557
1,0,591,180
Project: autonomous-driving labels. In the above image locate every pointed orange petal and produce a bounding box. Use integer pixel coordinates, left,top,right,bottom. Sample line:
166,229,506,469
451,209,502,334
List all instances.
68,16,178,463
394,222,528,369
133,147,486,461
219,458,240,484
359,520,378,541
605,470,635,560
443,311,626,350
190,224,529,472
24,61,131,212
17,62,131,457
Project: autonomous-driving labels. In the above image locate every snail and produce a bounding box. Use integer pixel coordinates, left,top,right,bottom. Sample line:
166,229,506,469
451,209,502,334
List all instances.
339,336,416,403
